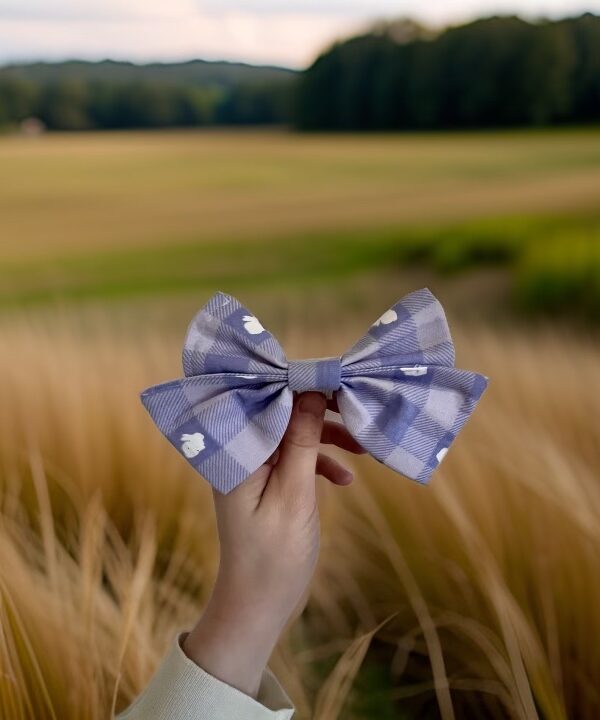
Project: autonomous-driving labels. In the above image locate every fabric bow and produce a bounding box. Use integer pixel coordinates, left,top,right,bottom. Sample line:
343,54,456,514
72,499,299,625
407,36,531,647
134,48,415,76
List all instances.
140,289,488,494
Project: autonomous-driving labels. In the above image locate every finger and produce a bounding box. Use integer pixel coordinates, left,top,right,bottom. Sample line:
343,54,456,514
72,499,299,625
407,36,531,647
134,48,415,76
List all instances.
212,461,271,516
316,452,354,486
321,420,367,454
272,391,327,501
212,447,280,515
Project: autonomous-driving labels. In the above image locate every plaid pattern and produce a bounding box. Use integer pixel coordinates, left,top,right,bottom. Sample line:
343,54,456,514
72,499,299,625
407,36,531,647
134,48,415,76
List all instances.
140,289,488,494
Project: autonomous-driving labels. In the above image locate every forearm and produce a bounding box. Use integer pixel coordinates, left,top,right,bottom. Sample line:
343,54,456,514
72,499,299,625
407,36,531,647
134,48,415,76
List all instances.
182,572,289,699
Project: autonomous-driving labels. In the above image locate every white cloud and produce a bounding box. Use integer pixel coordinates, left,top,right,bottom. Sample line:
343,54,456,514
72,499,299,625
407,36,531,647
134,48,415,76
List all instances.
0,0,598,67
0,11,356,67
0,0,189,21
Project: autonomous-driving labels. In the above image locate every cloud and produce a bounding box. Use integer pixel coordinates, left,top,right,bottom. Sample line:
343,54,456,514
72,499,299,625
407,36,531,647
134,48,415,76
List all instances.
194,0,408,15
0,0,598,67
0,10,361,67
0,0,194,21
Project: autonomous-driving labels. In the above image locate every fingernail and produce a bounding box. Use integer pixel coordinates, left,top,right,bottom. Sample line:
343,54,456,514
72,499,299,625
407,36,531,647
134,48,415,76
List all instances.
298,392,326,418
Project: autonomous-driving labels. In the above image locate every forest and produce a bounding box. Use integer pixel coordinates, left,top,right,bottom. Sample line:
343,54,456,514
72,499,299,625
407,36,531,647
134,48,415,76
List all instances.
0,13,598,131
296,13,600,129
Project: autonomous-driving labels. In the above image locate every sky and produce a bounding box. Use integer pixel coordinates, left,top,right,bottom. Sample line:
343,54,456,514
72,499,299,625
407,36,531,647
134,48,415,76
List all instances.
0,0,598,69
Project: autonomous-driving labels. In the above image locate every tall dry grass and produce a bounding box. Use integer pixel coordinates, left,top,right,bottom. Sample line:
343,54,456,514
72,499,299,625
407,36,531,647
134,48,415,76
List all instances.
0,307,599,719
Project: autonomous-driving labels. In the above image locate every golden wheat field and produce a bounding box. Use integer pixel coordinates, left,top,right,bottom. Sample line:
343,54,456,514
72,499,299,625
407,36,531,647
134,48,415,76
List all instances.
0,294,599,720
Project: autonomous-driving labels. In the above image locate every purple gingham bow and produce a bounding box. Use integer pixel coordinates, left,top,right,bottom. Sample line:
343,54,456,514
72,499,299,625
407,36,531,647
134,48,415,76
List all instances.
140,289,488,494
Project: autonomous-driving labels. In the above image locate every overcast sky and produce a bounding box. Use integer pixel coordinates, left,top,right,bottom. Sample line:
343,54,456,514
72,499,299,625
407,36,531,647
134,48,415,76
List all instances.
0,0,598,69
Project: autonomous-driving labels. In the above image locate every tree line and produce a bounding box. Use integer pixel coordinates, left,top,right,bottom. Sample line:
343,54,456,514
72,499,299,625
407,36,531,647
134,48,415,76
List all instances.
0,13,598,132
0,60,294,130
296,14,600,130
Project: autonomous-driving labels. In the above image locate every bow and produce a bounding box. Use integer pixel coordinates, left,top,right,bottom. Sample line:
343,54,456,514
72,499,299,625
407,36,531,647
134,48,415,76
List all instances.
140,288,488,494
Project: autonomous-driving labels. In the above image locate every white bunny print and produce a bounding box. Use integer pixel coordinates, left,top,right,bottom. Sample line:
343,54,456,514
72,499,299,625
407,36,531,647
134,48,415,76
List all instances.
242,315,265,335
372,308,397,327
181,432,206,458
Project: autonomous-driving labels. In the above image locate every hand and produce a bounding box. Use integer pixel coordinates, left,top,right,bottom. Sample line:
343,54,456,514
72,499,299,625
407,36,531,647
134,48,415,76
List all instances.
182,391,366,698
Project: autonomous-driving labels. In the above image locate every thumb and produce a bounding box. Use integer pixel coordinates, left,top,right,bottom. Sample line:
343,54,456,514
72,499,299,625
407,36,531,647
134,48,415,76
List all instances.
272,391,327,501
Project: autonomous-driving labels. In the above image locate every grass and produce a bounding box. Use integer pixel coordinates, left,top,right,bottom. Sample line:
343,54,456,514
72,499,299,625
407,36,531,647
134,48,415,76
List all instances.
0,307,599,719
1,213,599,322
1,128,600,718
515,234,600,320
1,129,599,319
1,128,600,263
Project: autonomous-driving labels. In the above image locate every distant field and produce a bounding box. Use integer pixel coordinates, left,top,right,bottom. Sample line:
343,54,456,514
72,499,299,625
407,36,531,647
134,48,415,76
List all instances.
1,128,599,262
0,128,599,319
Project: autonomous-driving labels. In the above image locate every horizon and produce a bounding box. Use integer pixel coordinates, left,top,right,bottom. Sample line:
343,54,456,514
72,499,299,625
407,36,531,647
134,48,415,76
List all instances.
1,1,598,69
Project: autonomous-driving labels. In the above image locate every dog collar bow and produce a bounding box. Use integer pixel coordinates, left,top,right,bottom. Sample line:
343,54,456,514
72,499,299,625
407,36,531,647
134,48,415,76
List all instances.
140,288,488,494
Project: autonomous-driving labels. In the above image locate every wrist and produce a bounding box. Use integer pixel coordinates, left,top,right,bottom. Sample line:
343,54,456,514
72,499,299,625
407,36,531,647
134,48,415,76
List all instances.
213,561,303,636
182,576,288,698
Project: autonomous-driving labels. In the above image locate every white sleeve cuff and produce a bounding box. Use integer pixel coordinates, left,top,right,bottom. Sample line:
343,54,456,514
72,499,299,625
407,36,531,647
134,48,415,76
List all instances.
116,632,295,720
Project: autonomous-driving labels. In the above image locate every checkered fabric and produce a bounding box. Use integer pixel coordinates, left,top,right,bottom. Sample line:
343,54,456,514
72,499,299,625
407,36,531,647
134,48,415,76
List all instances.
140,289,488,494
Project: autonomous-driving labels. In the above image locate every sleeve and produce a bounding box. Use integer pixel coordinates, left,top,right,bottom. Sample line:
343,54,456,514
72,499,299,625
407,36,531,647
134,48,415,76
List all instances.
115,632,295,720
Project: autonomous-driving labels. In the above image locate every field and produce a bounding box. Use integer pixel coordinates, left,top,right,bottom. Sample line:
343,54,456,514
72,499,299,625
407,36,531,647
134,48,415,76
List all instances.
0,129,599,719
1,128,599,260
1,128,599,317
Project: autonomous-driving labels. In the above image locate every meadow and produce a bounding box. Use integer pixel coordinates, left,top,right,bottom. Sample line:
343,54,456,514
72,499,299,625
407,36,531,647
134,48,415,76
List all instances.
1,128,599,318
0,128,599,719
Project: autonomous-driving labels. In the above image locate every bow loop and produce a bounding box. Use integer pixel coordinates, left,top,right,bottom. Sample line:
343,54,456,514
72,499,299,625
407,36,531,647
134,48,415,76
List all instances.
182,291,287,378
341,288,455,372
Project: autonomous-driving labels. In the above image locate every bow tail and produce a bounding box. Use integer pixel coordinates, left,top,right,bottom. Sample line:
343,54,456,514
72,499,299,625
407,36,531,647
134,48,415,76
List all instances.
337,366,488,484
140,376,292,494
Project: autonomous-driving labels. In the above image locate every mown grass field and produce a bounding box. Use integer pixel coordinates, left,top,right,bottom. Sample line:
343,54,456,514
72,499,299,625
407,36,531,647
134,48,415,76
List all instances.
0,128,599,719
0,128,599,318
1,128,599,261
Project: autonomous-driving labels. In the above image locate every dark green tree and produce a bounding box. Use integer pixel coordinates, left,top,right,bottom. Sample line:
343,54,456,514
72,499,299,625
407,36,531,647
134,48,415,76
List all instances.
37,79,92,130
561,13,600,121
0,76,38,125
295,13,598,130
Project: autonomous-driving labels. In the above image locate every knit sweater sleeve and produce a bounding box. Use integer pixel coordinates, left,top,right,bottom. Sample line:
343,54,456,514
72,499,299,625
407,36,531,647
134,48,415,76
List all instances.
115,632,295,720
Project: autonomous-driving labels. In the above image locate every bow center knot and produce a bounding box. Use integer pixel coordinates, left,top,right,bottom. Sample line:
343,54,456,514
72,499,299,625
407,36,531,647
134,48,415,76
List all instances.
287,356,342,396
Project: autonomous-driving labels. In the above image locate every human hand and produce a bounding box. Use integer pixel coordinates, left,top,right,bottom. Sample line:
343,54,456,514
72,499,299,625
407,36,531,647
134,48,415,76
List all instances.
182,391,366,698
